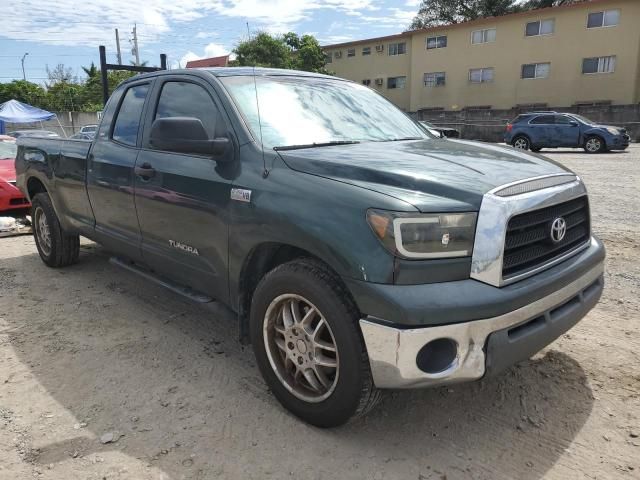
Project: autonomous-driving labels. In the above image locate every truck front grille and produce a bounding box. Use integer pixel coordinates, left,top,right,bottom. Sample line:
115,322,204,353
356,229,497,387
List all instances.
502,196,590,279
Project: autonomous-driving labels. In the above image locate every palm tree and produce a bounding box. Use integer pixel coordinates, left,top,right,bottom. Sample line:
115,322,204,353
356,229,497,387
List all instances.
82,62,99,78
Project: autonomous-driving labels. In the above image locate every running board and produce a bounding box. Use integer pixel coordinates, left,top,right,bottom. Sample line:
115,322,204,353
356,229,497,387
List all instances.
109,257,214,304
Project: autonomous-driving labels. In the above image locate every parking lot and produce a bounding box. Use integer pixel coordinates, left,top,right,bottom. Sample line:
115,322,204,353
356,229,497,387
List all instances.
0,145,638,480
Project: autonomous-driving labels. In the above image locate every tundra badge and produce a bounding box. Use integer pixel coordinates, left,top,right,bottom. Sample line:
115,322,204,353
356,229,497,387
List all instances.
169,240,200,256
231,188,252,203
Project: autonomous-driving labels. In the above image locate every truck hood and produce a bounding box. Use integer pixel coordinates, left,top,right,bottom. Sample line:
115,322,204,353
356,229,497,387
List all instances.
277,139,571,212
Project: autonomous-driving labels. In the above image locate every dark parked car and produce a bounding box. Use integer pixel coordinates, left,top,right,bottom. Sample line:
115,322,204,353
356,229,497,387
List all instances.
70,132,95,141
419,121,460,138
505,112,629,153
16,68,604,427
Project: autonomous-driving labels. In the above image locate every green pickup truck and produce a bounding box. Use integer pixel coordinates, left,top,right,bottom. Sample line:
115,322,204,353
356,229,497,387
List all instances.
16,68,605,427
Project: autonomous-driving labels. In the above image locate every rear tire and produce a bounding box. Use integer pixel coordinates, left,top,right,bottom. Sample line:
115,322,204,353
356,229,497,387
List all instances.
31,193,80,268
512,136,530,150
584,135,605,154
250,259,380,427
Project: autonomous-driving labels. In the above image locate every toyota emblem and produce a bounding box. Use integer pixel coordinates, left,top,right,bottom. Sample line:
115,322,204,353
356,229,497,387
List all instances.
550,217,567,243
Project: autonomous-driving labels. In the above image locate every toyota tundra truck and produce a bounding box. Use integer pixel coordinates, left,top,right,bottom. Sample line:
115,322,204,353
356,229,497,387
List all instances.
15,68,605,427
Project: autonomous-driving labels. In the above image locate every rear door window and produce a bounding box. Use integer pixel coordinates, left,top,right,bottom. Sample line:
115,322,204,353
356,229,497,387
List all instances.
530,115,555,125
112,84,150,146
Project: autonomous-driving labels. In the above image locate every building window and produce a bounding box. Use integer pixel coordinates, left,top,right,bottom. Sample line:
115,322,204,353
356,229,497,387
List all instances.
521,62,550,79
334,51,342,59
525,19,554,36
582,56,616,74
362,46,371,56
362,79,371,86
388,42,407,56
424,72,446,87
587,9,620,28
387,76,406,89
347,48,356,57
426,35,447,49
325,53,332,64
471,28,496,44
469,67,494,83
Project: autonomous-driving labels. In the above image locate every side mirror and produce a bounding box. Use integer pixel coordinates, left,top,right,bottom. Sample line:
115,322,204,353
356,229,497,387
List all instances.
149,117,231,159
569,121,579,127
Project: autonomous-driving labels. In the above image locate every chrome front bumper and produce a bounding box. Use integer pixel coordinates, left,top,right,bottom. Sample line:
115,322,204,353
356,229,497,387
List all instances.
359,255,604,389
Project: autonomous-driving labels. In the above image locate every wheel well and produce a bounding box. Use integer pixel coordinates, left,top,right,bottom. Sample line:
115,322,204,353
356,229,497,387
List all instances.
585,133,606,146
27,177,47,201
512,134,530,143
237,243,348,344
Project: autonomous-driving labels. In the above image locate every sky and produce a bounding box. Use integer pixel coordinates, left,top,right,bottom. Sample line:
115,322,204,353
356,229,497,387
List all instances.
0,0,422,84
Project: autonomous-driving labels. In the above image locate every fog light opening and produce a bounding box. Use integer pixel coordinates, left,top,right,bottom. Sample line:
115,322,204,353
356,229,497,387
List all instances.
416,338,458,375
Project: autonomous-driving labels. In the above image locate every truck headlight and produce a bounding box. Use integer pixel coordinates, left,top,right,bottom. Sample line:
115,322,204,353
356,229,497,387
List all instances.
606,127,619,135
367,210,477,259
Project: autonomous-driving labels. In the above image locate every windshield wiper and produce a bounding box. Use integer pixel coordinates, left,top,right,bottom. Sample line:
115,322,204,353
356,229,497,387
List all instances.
380,137,424,142
273,140,360,151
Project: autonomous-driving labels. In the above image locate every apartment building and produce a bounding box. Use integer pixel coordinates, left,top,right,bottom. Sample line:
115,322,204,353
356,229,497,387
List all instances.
323,0,640,112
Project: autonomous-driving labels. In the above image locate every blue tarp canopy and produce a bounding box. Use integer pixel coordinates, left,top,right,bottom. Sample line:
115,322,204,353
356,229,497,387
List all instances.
0,99,56,123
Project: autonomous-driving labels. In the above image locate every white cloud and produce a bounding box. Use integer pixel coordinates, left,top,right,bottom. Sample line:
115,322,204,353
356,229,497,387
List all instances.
2,0,383,48
174,42,230,68
196,31,219,39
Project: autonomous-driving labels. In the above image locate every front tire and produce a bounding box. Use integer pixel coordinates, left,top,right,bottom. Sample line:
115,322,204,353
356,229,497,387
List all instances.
250,259,380,427
584,135,605,154
512,136,530,150
31,193,80,267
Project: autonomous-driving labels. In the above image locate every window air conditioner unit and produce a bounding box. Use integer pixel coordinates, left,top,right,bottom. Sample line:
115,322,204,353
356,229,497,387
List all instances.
375,45,384,53
375,78,383,86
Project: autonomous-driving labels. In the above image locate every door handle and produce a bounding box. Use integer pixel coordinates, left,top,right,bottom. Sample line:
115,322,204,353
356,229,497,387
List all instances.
135,163,156,179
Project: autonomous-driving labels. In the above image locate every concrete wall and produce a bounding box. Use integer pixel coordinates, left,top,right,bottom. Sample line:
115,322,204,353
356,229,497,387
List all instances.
413,104,640,143
4,111,101,138
324,0,640,111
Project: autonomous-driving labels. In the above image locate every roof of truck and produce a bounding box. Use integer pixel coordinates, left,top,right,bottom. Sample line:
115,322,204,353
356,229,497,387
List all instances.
126,67,341,83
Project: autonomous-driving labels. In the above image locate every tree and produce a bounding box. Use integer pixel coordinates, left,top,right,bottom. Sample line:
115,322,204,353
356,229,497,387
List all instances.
410,0,582,29
82,62,99,79
45,63,77,87
0,80,48,106
410,0,516,28
520,0,580,8
233,32,329,73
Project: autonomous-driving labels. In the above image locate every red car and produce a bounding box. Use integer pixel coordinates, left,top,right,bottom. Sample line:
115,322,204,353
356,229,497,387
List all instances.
0,140,31,212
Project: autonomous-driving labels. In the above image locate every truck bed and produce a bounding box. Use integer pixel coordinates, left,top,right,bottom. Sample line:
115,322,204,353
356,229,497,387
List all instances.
16,136,94,231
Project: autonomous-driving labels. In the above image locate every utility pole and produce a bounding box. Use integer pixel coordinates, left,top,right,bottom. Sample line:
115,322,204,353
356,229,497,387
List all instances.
115,28,122,65
246,22,251,40
131,24,140,66
21,52,29,81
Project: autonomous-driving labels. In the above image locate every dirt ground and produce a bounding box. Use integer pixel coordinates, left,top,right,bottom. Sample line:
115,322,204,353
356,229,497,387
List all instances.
0,145,638,480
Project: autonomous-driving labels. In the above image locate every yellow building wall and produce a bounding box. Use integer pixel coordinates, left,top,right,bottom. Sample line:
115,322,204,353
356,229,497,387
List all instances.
325,38,412,110
324,0,640,112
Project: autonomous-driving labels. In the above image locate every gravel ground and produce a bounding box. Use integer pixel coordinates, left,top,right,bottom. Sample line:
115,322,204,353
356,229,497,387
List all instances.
0,145,638,480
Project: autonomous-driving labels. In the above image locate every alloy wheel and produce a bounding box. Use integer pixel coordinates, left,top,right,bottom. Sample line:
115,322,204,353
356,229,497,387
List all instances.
34,206,52,256
513,138,529,150
263,294,339,403
586,138,601,153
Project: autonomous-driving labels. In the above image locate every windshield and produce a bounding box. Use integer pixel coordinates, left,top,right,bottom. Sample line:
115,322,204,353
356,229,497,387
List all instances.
220,75,428,149
0,142,17,159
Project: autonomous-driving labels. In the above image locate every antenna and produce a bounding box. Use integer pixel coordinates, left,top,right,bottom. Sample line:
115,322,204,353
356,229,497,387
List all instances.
252,65,268,177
